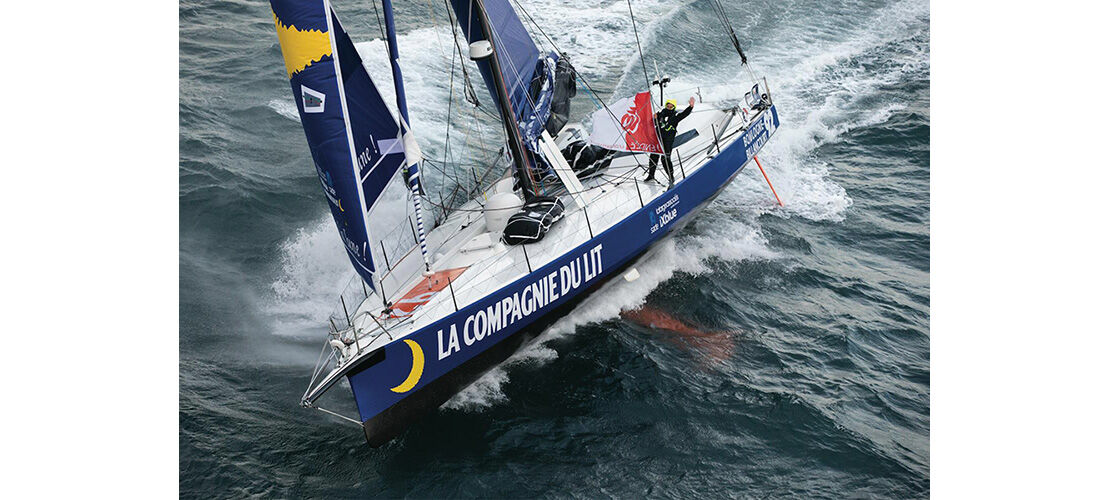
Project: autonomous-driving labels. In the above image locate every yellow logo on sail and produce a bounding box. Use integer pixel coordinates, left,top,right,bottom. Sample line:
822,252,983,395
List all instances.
272,11,331,78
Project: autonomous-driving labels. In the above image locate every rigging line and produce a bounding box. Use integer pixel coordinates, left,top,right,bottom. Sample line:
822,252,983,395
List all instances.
421,0,450,61
449,1,511,130
441,43,467,194
708,0,758,84
368,0,388,40
510,0,655,173
444,0,480,106
507,0,560,56
445,31,457,168
446,91,493,175
309,404,363,426
442,98,498,203
456,104,490,173
446,10,499,187
417,5,469,214
625,0,652,90
506,0,601,112
430,2,499,210
303,338,334,400
421,158,465,193
455,91,499,173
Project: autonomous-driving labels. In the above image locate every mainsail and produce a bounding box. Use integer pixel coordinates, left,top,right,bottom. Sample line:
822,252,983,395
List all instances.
449,0,543,125
271,0,408,290
450,0,572,189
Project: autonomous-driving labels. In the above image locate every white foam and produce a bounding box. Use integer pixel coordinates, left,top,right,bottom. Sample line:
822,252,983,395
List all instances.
267,217,351,338
442,342,558,410
267,98,300,122
268,0,927,407
443,366,509,410
444,225,777,411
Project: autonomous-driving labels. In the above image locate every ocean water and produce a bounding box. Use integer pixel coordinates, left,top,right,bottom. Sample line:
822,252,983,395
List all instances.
180,0,929,497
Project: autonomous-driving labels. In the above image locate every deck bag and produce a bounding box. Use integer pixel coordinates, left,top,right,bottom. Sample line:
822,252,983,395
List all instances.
559,140,615,180
502,196,566,245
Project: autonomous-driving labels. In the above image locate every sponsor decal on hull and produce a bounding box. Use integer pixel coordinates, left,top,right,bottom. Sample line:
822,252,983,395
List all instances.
349,105,782,429
390,340,424,393
649,193,680,234
436,244,603,361
743,111,777,159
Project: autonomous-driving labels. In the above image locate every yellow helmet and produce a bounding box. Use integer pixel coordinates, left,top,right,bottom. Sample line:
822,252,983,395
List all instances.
665,99,677,108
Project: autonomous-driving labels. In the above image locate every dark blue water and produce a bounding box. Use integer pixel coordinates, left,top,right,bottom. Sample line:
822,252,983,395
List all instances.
180,0,929,496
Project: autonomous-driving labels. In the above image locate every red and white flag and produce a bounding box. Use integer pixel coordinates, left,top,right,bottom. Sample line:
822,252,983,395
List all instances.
587,91,664,154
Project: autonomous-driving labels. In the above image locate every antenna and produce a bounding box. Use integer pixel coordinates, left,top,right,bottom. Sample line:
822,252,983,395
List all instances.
650,60,670,106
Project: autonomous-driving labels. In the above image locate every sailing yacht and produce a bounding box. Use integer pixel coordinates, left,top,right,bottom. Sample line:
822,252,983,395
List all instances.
270,0,780,446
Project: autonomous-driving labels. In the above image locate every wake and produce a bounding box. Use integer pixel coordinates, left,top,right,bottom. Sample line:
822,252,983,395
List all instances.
265,0,928,408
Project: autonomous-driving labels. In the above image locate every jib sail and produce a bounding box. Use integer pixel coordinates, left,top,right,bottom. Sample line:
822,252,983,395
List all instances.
270,0,409,290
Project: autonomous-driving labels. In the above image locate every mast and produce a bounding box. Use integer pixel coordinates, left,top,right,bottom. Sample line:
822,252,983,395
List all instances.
471,0,537,201
381,0,432,271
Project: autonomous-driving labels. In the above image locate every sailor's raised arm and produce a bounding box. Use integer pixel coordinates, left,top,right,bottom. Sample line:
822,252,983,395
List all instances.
677,97,695,121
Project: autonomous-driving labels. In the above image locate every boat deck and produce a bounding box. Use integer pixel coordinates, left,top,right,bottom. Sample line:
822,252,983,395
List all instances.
325,103,761,371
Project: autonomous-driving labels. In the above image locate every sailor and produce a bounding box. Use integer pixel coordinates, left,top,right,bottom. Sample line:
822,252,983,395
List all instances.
646,96,695,188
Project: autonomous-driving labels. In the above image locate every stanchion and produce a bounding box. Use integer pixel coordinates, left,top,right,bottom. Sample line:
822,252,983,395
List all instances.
447,273,459,312
380,241,391,271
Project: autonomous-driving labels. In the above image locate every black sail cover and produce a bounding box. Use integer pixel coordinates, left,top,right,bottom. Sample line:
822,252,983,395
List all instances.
559,140,615,179
502,196,565,245
545,56,576,135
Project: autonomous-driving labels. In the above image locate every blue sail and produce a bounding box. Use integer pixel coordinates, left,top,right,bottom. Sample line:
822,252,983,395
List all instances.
271,0,408,290
449,0,550,133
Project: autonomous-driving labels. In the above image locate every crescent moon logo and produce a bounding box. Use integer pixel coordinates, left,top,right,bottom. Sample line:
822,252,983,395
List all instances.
390,339,424,393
